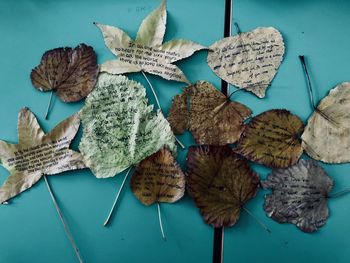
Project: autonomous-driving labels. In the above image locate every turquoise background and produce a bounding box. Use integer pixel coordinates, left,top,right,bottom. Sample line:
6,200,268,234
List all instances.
0,0,350,262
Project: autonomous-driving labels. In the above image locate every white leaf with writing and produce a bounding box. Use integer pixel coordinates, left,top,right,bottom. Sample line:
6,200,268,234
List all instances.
207,27,285,98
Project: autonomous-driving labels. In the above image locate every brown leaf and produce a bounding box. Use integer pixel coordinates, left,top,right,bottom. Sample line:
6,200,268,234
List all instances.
235,109,304,168
168,81,252,145
131,147,185,206
187,145,259,228
0,108,86,203
30,44,99,102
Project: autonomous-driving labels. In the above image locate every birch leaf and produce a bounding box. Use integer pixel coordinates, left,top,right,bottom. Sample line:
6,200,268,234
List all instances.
31,44,99,102
187,145,259,228
0,108,86,203
302,82,350,163
95,0,205,83
131,147,185,205
79,73,176,178
235,109,304,168
207,27,285,98
262,159,333,233
168,81,252,145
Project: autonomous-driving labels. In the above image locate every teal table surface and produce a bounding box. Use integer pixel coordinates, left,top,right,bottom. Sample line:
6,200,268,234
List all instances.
1,0,350,262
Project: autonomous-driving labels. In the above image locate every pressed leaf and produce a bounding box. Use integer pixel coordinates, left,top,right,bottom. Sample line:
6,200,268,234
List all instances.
95,0,205,83
302,82,350,163
131,147,185,205
207,27,285,98
79,73,176,178
0,108,86,203
262,159,333,233
31,44,99,102
168,81,251,145
187,145,259,228
235,109,304,168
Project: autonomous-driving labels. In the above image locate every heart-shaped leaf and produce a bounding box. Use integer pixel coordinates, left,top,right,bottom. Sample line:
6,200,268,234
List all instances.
131,147,185,205
79,73,176,178
207,27,285,98
302,82,350,163
167,81,251,145
31,44,99,102
235,109,304,168
262,159,333,233
187,145,259,227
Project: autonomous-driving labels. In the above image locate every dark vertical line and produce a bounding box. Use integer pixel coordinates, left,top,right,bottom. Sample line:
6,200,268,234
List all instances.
221,0,232,97
213,1,232,263
213,227,224,263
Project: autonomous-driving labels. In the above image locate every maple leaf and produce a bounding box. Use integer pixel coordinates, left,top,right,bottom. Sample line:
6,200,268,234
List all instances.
94,0,205,83
262,159,333,232
0,108,86,203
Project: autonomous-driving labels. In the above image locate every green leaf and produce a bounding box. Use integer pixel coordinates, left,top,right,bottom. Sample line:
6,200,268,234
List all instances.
79,73,176,178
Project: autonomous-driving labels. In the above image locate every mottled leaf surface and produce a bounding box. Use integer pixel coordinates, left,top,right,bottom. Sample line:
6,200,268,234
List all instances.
131,147,185,205
95,0,205,83
262,159,333,233
187,145,259,227
236,109,304,168
207,27,284,98
302,82,350,163
168,81,251,145
0,108,86,203
79,74,176,178
31,44,99,102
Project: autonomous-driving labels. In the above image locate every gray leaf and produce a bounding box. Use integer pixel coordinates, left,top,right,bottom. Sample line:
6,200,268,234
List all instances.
262,159,333,233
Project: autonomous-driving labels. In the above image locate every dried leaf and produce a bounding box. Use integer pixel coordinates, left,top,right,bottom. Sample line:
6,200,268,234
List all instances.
302,82,350,163
262,159,333,233
168,81,251,145
235,109,304,168
79,73,176,178
131,147,185,205
95,0,205,83
31,44,99,102
0,108,86,203
207,27,285,98
187,145,259,227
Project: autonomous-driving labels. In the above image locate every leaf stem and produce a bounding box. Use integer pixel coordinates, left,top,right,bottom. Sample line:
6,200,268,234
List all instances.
103,167,133,227
329,188,350,199
243,207,271,234
141,71,185,149
299,55,316,110
45,91,54,120
157,202,166,241
44,176,83,263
